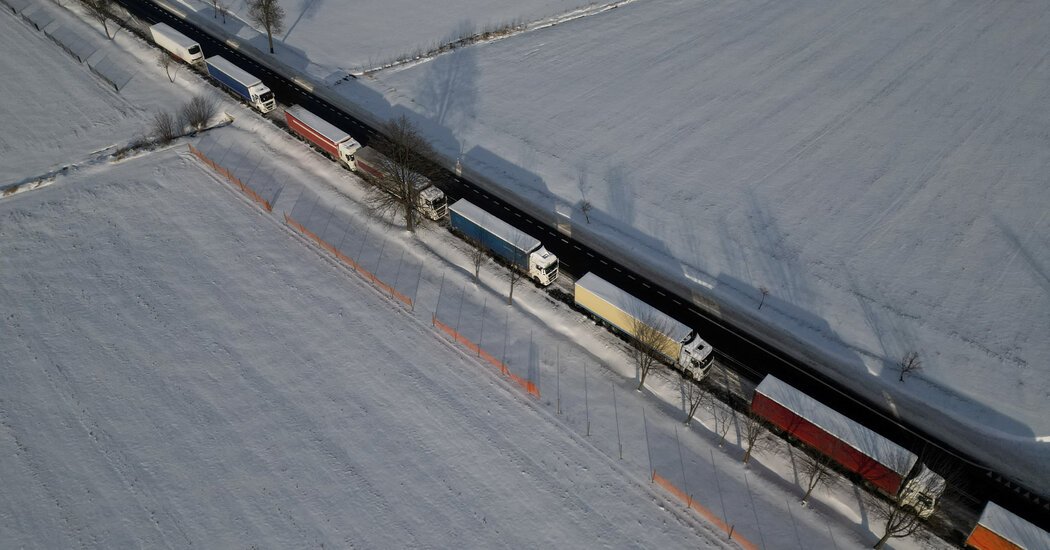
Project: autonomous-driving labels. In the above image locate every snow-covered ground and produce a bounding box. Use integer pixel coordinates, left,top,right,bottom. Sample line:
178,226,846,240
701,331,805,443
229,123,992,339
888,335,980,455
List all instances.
0,0,225,184
188,0,603,71
0,6,956,547
161,0,1050,494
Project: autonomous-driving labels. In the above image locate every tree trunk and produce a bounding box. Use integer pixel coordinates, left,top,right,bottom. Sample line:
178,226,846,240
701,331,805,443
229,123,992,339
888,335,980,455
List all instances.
637,367,648,390
743,446,753,464
267,28,274,53
686,399,702,425
873,532,892,549
801,483,816,504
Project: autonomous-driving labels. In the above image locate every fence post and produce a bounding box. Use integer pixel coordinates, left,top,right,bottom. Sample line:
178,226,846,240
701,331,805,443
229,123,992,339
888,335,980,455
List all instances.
411,263,423,312
584,363,590,436
393,249,405,290
374,238,388,279
643,407,653,480
355,223,371,265
336,222,350,258
478,297,488,356
711,448,730,537
786,497,804,549
613,382,622,459
744,472,765,549
675,425,690,506
455,283,466,334
556,345,561,415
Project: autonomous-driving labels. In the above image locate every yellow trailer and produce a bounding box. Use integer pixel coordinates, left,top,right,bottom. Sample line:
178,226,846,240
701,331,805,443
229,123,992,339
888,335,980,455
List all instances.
574,272,713,379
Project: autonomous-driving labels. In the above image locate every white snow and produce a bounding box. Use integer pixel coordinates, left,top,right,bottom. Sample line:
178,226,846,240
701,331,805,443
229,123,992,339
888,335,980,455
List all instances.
194,0,603,71
164,0,1050,494
0,2,994,548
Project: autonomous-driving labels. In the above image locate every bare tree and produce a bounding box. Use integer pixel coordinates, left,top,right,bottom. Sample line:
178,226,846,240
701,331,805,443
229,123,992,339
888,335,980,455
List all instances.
365,115,438,233
629,310,671,391
82,0,115,39
898,351,921,382
156,52,179,83
868,492,924,550
710,396,734,447
741,408,766,464
506,262,524,305
181,96,216,132
758,286,769,310
247,0,285,54
580,200,592,224
678,371,708,425
211,0,220,18
151,110,180,143
219,2,229,24
798,450,836,505
465,236,487,284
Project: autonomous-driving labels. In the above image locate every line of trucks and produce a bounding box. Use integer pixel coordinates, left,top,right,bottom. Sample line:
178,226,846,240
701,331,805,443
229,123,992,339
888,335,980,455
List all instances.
146,23,713,378
146,20,1048,537
150,23,275,113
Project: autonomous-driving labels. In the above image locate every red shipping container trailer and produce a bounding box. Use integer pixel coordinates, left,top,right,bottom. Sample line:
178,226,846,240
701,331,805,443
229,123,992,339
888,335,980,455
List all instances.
966,501,1050,550
284,105,359,165
751,375,917,495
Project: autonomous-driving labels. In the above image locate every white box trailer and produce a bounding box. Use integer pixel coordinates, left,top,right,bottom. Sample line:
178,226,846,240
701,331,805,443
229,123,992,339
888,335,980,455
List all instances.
149,23,203,64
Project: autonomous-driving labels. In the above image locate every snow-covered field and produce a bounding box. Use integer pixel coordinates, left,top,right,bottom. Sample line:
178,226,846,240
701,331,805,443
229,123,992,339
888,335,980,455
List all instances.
0,0,224,184
0,148,734,547
179,0,1050,493
0,5,959,546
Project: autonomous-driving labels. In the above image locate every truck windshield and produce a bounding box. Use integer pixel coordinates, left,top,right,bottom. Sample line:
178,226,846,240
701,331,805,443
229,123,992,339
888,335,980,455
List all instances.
260,92,274,103
188,45,201,55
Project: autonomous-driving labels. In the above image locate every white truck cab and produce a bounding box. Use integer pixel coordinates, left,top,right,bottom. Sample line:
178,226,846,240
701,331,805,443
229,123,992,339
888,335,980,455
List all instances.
529,247,559,286
899,466,946,519
678,331,714,380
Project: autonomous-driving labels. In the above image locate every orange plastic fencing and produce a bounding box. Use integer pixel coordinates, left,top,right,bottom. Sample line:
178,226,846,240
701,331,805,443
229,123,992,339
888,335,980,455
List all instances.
188,143,273,212
283,212,413,309
652,470,758,550
432,315,540,398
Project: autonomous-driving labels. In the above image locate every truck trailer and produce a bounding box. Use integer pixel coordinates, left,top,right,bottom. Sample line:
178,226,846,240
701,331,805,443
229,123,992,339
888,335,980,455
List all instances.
351,145,447,221
751,375,945,518
573,272,713,380
283,106,446,220
448,198,558,286
966,501,1050,550
205,56,275,113
149,22,202,64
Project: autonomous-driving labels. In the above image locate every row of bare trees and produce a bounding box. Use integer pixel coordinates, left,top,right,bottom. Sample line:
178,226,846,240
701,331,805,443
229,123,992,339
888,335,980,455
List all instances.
151,96,217,143
669,363,953,549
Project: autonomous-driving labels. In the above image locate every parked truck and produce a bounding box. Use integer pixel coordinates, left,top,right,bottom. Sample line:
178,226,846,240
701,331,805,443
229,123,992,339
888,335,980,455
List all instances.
283,105,447,220
448,198,558,286
966,501,1050,550
205,56,275,113
751,374,945,518
573,272,713,380
149,22,203,64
